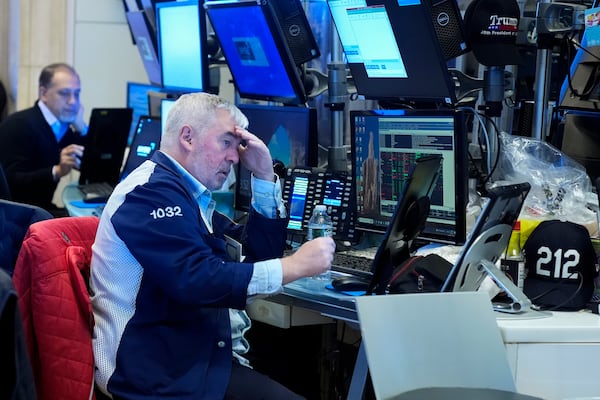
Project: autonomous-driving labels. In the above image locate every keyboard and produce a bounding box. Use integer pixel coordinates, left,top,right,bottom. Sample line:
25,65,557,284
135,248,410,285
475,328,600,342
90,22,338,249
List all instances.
78,182,114,203
332,251,374,278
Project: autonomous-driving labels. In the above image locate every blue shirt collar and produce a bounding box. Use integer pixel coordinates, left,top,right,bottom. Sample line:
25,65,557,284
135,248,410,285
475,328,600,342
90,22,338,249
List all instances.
38,101,68,141
157,151,214,217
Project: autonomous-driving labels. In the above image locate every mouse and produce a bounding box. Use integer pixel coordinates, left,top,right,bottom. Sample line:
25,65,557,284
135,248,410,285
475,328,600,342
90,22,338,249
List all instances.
331,276,370,292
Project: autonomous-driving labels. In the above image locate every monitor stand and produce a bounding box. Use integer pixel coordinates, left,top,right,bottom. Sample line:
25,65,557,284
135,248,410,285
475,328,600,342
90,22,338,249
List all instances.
452,224,533,314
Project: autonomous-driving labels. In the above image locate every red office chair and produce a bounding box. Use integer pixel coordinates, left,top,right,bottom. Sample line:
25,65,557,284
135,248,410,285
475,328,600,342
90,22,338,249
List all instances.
12,216,100,400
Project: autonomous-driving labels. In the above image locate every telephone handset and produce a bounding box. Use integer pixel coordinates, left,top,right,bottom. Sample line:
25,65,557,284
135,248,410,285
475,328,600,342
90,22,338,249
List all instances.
282,167,356,242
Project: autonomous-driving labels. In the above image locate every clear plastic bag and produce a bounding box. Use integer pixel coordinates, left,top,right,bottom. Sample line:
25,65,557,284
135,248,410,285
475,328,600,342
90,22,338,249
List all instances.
492,133,595,228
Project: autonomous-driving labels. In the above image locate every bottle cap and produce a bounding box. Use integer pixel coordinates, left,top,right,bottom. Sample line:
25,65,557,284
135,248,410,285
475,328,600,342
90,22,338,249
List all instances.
315,204,327,212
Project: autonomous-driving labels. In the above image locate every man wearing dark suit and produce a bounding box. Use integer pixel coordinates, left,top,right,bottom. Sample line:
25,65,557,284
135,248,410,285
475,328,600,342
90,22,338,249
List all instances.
0,63,87,216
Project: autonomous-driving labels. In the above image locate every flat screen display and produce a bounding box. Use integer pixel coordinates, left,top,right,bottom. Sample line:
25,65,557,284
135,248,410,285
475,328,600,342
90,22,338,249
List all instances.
156,0,209,93
126,81,159,145
351,108,468,245
558,33,600,112
121,116,162,180
235,104,318,212
205,0,307,105
327,0,455,104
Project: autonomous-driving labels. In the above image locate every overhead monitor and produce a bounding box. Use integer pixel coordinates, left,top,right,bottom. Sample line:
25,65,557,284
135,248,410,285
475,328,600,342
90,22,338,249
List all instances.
234,103,318,212
327,0,456,105
156,0,210,94
350,108,468,245
125,10,162,86
558,31,600,112
557,110,600,181
126,81,159,145
205,0,308,105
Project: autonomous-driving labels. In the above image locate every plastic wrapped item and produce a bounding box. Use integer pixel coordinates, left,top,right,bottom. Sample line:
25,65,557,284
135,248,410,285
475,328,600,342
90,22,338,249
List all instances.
492,132,597,236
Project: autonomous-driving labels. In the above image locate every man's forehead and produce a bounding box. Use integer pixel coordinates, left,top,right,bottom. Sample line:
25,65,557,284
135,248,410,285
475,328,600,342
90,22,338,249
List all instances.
50,71,80,88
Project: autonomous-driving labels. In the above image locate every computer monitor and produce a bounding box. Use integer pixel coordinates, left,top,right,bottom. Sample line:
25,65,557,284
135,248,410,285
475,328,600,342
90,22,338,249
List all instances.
558,110,600,181
350,108,468,245
204,0,308,105
558,35,600,112
125,10,162,86
121,116,162,180
234,104,318,212
156,0,210,94
126,81,159,145
79,108,134,186
327,0,456,105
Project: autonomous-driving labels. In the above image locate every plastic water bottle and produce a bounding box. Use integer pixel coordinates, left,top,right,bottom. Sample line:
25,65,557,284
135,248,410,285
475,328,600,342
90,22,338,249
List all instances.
306,205,333,287
307,204,333,241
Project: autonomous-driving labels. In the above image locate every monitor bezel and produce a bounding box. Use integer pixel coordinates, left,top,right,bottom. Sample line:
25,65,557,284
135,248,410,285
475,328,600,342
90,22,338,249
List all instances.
125,10,162,87
327,0,456,105
155,0,210,94
350,108,468,246
204,0,308,105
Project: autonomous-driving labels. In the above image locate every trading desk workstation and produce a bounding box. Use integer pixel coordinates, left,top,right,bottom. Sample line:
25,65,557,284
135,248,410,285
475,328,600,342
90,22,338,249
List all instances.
60,0,600,398
64,168,600,400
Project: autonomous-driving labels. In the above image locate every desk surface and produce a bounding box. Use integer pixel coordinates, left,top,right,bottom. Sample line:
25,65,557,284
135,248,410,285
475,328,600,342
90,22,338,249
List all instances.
62,182,104,217
62,181,600,343
279,278,600,343
276,279,600,400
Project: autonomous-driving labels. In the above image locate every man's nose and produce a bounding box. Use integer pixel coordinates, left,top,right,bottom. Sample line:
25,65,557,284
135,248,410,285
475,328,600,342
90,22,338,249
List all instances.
227,148,239,164
67,93,78,104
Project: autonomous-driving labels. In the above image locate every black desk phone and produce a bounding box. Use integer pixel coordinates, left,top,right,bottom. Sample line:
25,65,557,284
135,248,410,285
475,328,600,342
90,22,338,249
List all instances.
282,167,356,242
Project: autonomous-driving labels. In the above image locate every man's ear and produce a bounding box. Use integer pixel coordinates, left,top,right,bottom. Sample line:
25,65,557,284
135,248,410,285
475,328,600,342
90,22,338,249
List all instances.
181,125,193,146
39,86,47,100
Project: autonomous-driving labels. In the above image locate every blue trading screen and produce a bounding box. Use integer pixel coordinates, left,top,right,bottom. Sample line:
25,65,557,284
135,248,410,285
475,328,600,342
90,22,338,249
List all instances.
205,1,306,104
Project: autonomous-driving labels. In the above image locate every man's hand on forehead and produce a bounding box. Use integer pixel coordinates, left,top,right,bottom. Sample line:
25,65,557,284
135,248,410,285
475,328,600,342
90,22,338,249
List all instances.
234,126,274,181
234,126,252,147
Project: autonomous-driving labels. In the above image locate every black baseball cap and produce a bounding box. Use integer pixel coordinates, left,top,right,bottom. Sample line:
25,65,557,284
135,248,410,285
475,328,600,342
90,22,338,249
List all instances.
464,0,523,66
523,220,599,311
